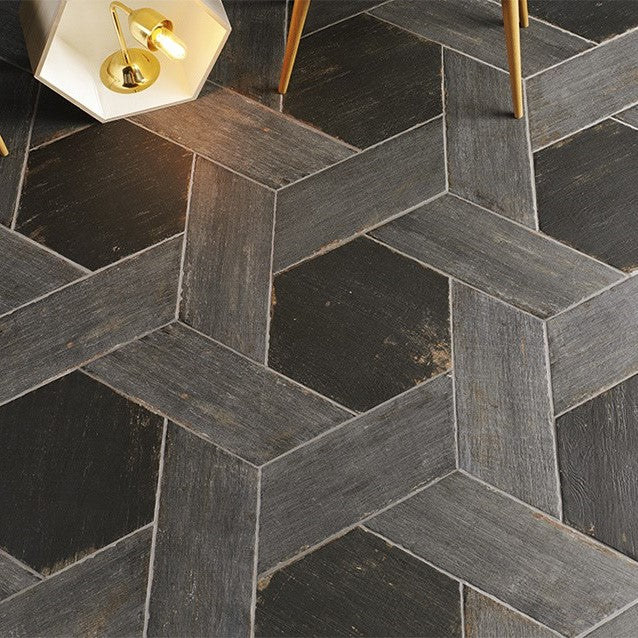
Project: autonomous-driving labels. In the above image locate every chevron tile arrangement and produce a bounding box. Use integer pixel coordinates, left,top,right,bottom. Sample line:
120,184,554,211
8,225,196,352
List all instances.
0,0,638,636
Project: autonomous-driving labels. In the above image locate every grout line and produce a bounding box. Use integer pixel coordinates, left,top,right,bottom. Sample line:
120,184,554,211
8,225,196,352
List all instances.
459,582,466,638
362,523,566,638
0,547,43,580
249,468,263,638
522,79,539,230
611,114,638,132
440,47,449,192
29,124,94,152
263,191,277,366
449,284,460,470
142,418,168,638
301,0,394,38
576,597,638,638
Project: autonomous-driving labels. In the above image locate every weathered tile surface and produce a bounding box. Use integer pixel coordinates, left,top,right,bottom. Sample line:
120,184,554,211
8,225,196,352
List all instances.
368,472,638,637
132,84,353,189
180,157,274,362
304,0,381,34
0,0,30,71
0,555,39,603
536,119,638,272
444,50,536,225
274,118,445,270
269,237,450,412
0,527,151,638
256,527,462,637
85,323,349,465
588,602,638,638
148,423,258,638
371,194,622,318
259,374,455,571
617,104,638,128
283,13,442,148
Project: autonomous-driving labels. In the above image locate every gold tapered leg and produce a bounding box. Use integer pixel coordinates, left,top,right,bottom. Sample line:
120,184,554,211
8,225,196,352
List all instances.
278,0,311,94
502,0,524,119
0,134,8,157
519,0,529,28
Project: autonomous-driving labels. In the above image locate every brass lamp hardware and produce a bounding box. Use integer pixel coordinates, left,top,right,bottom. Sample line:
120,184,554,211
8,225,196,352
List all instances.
0,134,8,157
100,1,187,94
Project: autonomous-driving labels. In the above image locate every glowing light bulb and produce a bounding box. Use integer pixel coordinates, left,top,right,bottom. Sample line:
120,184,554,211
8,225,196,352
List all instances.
150,27,187,60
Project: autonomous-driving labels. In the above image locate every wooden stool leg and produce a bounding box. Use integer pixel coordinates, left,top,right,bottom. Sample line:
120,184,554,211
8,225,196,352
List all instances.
502,0,524,119
519,0,529,28
278,0,311,94
0,134,8,157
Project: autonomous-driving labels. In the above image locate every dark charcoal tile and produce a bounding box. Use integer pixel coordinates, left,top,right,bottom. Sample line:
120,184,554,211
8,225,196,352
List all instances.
0,553,39,602
0,371,163,575
304,0,382,34
0,0,30,71
536,119,638,272
557,373,638,562
529,1,638,43
283,13,442,148
256,527,462,638
15,120,192,270
269,237,450,412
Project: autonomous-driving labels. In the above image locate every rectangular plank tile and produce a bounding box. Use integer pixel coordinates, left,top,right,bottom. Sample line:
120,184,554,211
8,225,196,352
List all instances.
259,374,455,571
180,157,275,362
0,553,39,602
274,118,445,271
444,50,536,226
304,0,381,34
617,104,638,129
148,423,258,637
588,602,638,638
547,275,638,414
0,226,84,315
0,527,151,638
131,84,353,189
0,237,181,406
371,0,590,77
0,62,38,227
367,472,638,637
85,323,350,465
370,194,622,318
0,1,31,71
452,283,560,516
528,29,638,150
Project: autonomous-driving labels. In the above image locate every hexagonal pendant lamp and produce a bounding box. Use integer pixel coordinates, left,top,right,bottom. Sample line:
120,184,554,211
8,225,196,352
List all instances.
19,0,231,122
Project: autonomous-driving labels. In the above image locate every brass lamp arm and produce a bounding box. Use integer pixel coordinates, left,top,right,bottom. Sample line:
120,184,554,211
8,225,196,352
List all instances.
110,1,133,66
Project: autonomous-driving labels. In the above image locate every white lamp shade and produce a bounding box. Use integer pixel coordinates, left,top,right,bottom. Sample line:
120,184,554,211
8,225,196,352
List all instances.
20,0,231,122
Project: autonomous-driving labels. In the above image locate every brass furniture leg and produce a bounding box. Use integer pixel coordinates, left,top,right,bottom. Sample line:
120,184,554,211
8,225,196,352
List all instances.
519,0,529,28
502,0,524,118
278,0,311,94
0,134,8,157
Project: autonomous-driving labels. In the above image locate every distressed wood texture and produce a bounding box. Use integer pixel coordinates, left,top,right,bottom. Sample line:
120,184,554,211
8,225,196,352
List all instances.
148,423,258,638
132,84,353,189
0,554,39,603
464,588,559,638
210,0,286,108
367,472,638,637
259,374,455,572
452,283,560,516
0,237,181,406
274,118,445,271
0,62,38,227
0,527,151,638
0,226,84,315
588,602,638,638
256,527,462,637
370,0,590,77
444,50,536,226
0,1,30,71
547,275,638,415
180,157,274,362
85,323,349,465
527,29,638,150
617,104,638,128
556,374,638,562
370,194,622,318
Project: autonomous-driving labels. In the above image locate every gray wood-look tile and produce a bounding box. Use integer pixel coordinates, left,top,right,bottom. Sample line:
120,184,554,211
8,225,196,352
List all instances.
0,554,39,603
259,374,455,571
617,104,638,128
148,423,258,638
588,603,638,638
444,50,536,226
370,0,591,77
547,275,638,415
527,29,638,150
452,284,560,516
0,527,151,638
180,157,274,362
0,227,84,315
85,323,350,465
464,588,558,638
370,194,622,318
0,237,181,406
210,0,286,109
0,62,38,227
305,0,381,34
368,472,638,637
0,1,30,71
274,118,445,271
131,84,353,189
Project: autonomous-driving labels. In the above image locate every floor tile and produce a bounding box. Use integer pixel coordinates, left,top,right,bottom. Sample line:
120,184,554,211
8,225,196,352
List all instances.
0,372,163,575
283,13,442,148
0,0,30,71
0,553,39,602
304,0,381,34
256,527,462,638
15,120,191,270
269,237,450,412
617,104,638,128
557,373,638,562
536,119,638,272
529,0,638,43
588,602,638,638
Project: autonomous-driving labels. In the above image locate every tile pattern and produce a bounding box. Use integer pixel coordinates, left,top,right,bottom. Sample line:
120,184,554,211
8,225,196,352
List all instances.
1,1,638,636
